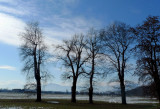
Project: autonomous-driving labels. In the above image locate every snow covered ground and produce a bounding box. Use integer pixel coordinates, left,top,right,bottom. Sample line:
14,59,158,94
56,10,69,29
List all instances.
0,93,158,104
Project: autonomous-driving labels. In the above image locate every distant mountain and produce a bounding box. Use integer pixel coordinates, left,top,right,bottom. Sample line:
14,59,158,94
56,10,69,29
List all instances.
40,83,145,95
42,83,71,92
126,86,145,96
0,84,150,97
42,83,112,93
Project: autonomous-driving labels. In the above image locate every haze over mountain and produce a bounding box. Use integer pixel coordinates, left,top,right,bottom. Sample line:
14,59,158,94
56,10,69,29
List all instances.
41,83,139,92
42,83,71,92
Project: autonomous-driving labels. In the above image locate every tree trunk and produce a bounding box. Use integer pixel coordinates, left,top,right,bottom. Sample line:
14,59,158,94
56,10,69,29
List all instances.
154,76,160,104
89,70,94,104
119,71,126,104
156,84,160,104
120,51,127,105
36,77,41,102
71,79,77,103
118,70,127,104
89,87,93,104
89,51,94,104
33,45,41,102
120,82,126,104
36,59,41,102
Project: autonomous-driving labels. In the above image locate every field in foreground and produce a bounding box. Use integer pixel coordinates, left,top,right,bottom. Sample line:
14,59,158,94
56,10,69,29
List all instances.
0,99,158,109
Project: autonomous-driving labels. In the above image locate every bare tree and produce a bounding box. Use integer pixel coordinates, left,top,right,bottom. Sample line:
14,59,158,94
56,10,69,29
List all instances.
100,22,133,104
132,16,160,103
56,34,88,103
20,22,48,102
85,28,104,104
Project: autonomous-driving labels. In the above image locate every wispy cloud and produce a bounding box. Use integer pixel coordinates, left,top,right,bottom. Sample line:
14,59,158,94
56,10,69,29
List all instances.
47,0,79,15
0,0,101,48
0,0,36,16
0,0,17,5
0,65,16,70
0,5,27,15
43,15,101,40
129,7,142,15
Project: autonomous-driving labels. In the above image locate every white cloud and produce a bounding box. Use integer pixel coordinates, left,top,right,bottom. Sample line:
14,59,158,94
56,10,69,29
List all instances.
108,82,120,87
0,0,101,51
0,12,25,46
0,65,16,70
0,12,63,47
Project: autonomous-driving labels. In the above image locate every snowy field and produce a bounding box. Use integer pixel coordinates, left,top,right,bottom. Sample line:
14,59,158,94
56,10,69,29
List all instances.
0,93,157,104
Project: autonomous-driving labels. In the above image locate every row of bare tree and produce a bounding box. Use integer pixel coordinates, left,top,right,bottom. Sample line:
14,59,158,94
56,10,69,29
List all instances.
19,16,160,104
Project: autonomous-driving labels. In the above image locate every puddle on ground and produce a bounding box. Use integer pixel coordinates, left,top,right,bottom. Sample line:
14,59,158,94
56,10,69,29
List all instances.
47,101,59,104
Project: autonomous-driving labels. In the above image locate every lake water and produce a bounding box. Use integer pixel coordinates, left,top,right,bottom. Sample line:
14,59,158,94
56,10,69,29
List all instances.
0,93,158,104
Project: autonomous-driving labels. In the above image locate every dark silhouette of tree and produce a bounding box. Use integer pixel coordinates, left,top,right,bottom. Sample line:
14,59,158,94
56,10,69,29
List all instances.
100,22,133,104
143,82,157,98
132,16,160,103
85,28,104,104
56,34,88,103
20,22,48,102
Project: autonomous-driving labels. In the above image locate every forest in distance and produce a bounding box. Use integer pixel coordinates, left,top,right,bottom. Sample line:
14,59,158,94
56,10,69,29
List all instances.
17,15,160,107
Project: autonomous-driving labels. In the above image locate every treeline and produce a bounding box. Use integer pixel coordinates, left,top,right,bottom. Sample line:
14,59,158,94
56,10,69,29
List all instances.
19,16,160,104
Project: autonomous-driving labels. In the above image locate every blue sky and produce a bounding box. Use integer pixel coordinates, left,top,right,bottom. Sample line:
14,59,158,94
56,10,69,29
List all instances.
0,0,160,91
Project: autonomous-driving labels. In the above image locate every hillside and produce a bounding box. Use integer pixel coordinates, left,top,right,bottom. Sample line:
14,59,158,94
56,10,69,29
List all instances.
126,86,145,96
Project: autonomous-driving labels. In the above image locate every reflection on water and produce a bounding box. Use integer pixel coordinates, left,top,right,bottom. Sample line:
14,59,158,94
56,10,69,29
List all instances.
0,93,158,104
